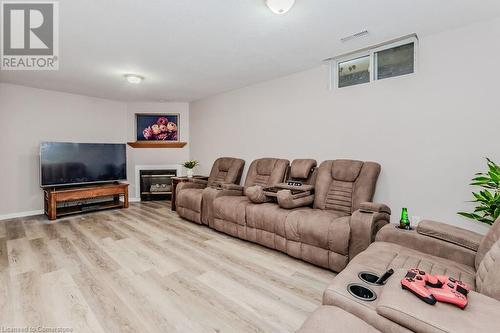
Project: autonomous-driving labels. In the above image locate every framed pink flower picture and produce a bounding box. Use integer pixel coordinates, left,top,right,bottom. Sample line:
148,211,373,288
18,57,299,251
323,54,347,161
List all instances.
136,114,179,142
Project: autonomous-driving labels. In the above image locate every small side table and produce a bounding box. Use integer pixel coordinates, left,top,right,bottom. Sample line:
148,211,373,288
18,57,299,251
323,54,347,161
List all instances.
171,176,209,211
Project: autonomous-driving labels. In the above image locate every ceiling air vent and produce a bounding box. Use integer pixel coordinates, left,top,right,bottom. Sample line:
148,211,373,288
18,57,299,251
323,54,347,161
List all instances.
341,30,369,43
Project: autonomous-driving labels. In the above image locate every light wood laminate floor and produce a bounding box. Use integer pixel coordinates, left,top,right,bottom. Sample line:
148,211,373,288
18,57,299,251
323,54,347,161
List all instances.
0,201,336,333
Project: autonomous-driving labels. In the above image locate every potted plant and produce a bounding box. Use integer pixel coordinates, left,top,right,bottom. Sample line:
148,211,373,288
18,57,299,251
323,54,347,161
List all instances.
458,158,500,226
183,160,199,178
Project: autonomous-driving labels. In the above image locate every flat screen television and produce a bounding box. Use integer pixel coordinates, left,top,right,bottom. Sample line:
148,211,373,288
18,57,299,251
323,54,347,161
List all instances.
40,142,127,187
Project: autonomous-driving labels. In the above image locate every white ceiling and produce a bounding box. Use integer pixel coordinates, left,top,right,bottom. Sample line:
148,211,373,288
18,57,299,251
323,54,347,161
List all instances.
1,0,500,102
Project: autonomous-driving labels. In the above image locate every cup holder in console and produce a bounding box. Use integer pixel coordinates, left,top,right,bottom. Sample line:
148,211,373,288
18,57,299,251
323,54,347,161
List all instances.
347,283,377,301
358,271,380,285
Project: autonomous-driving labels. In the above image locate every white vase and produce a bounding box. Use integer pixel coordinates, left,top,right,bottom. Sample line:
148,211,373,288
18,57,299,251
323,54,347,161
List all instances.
186,169,194,178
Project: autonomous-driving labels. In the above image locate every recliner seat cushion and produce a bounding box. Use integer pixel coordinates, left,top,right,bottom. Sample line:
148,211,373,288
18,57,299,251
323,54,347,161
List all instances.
348,241,476,288
246,203,290,234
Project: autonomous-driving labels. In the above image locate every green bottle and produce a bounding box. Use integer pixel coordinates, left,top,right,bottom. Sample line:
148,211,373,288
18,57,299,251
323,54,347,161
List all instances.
400,208,410,229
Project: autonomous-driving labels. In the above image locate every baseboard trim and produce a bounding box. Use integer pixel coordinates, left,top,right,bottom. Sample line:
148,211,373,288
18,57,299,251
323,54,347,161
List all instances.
0,209,44,221
129,197,141,203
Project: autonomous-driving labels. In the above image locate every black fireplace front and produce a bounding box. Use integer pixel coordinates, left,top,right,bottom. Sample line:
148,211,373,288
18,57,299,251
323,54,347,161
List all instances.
140,169,177,201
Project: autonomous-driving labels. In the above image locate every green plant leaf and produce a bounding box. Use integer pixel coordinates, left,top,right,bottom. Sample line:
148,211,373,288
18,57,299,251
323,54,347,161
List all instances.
458,157,500,225
488,171,500,183
479,217,494,225
472,192,483,200
458,212,479,219
494,207,500,219
472,176,491,182
482,190,493,201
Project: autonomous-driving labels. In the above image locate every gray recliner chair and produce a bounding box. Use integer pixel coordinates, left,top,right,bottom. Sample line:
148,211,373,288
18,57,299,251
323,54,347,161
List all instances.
176,157,244,225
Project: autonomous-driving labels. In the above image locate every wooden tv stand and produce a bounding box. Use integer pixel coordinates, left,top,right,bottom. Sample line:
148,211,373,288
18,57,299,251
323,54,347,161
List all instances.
43,182,129,220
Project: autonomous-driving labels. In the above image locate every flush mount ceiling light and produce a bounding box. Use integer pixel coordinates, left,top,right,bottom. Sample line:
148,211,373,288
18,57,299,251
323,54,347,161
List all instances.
265,0,295,15
124,74,144,84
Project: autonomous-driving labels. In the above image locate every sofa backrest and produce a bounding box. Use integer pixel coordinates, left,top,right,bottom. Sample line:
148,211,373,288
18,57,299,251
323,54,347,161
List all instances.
476,237,500,301
313,160,380,214
476,217,500,270
475,217,500,300
288,159,317,185
244,158,289,190
207,157,245,186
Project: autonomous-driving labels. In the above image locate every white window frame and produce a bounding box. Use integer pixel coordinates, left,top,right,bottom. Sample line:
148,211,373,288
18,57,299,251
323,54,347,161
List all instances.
332,51,371,90
328,35,418,90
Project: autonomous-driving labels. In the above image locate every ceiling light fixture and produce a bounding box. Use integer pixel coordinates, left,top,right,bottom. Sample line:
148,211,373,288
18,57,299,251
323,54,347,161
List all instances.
124,74,144,84
266,0,295,15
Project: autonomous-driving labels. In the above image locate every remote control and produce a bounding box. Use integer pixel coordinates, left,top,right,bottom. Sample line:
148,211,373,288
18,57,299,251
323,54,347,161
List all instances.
375,269,394,285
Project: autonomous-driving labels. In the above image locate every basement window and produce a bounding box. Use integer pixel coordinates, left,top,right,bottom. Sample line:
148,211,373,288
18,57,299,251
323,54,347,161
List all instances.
329,35,418,89
338,55,370,88
374,42,415,80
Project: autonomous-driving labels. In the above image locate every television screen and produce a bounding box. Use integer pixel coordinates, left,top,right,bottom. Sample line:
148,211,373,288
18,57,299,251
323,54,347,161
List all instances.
40,142,127,187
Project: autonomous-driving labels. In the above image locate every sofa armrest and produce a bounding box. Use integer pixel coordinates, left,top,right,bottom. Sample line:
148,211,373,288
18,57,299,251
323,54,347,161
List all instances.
274,183,315,192
191,178,209,185
276,189,314,209
359,202,391,214
219,183,244,191
176,181,206,194
416,220,482,252
246,185,271,204
349,202,391,259
376,269,500,333
376,224,477,267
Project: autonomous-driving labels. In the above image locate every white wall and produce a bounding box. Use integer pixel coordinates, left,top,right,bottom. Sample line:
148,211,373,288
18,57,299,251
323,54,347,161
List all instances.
190,18,500,234
0,83,127,217
0,83,190,218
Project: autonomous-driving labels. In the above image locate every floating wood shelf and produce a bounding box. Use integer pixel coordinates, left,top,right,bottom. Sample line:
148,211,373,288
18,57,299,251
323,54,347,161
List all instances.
127,141,188,148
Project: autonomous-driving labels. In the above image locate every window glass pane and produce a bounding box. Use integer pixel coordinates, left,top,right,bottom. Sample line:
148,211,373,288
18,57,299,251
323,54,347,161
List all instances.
338,55,370,88
376,42,414,80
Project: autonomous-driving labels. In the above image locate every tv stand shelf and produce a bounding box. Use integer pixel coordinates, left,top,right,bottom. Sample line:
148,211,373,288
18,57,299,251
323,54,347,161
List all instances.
43,183,129,220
